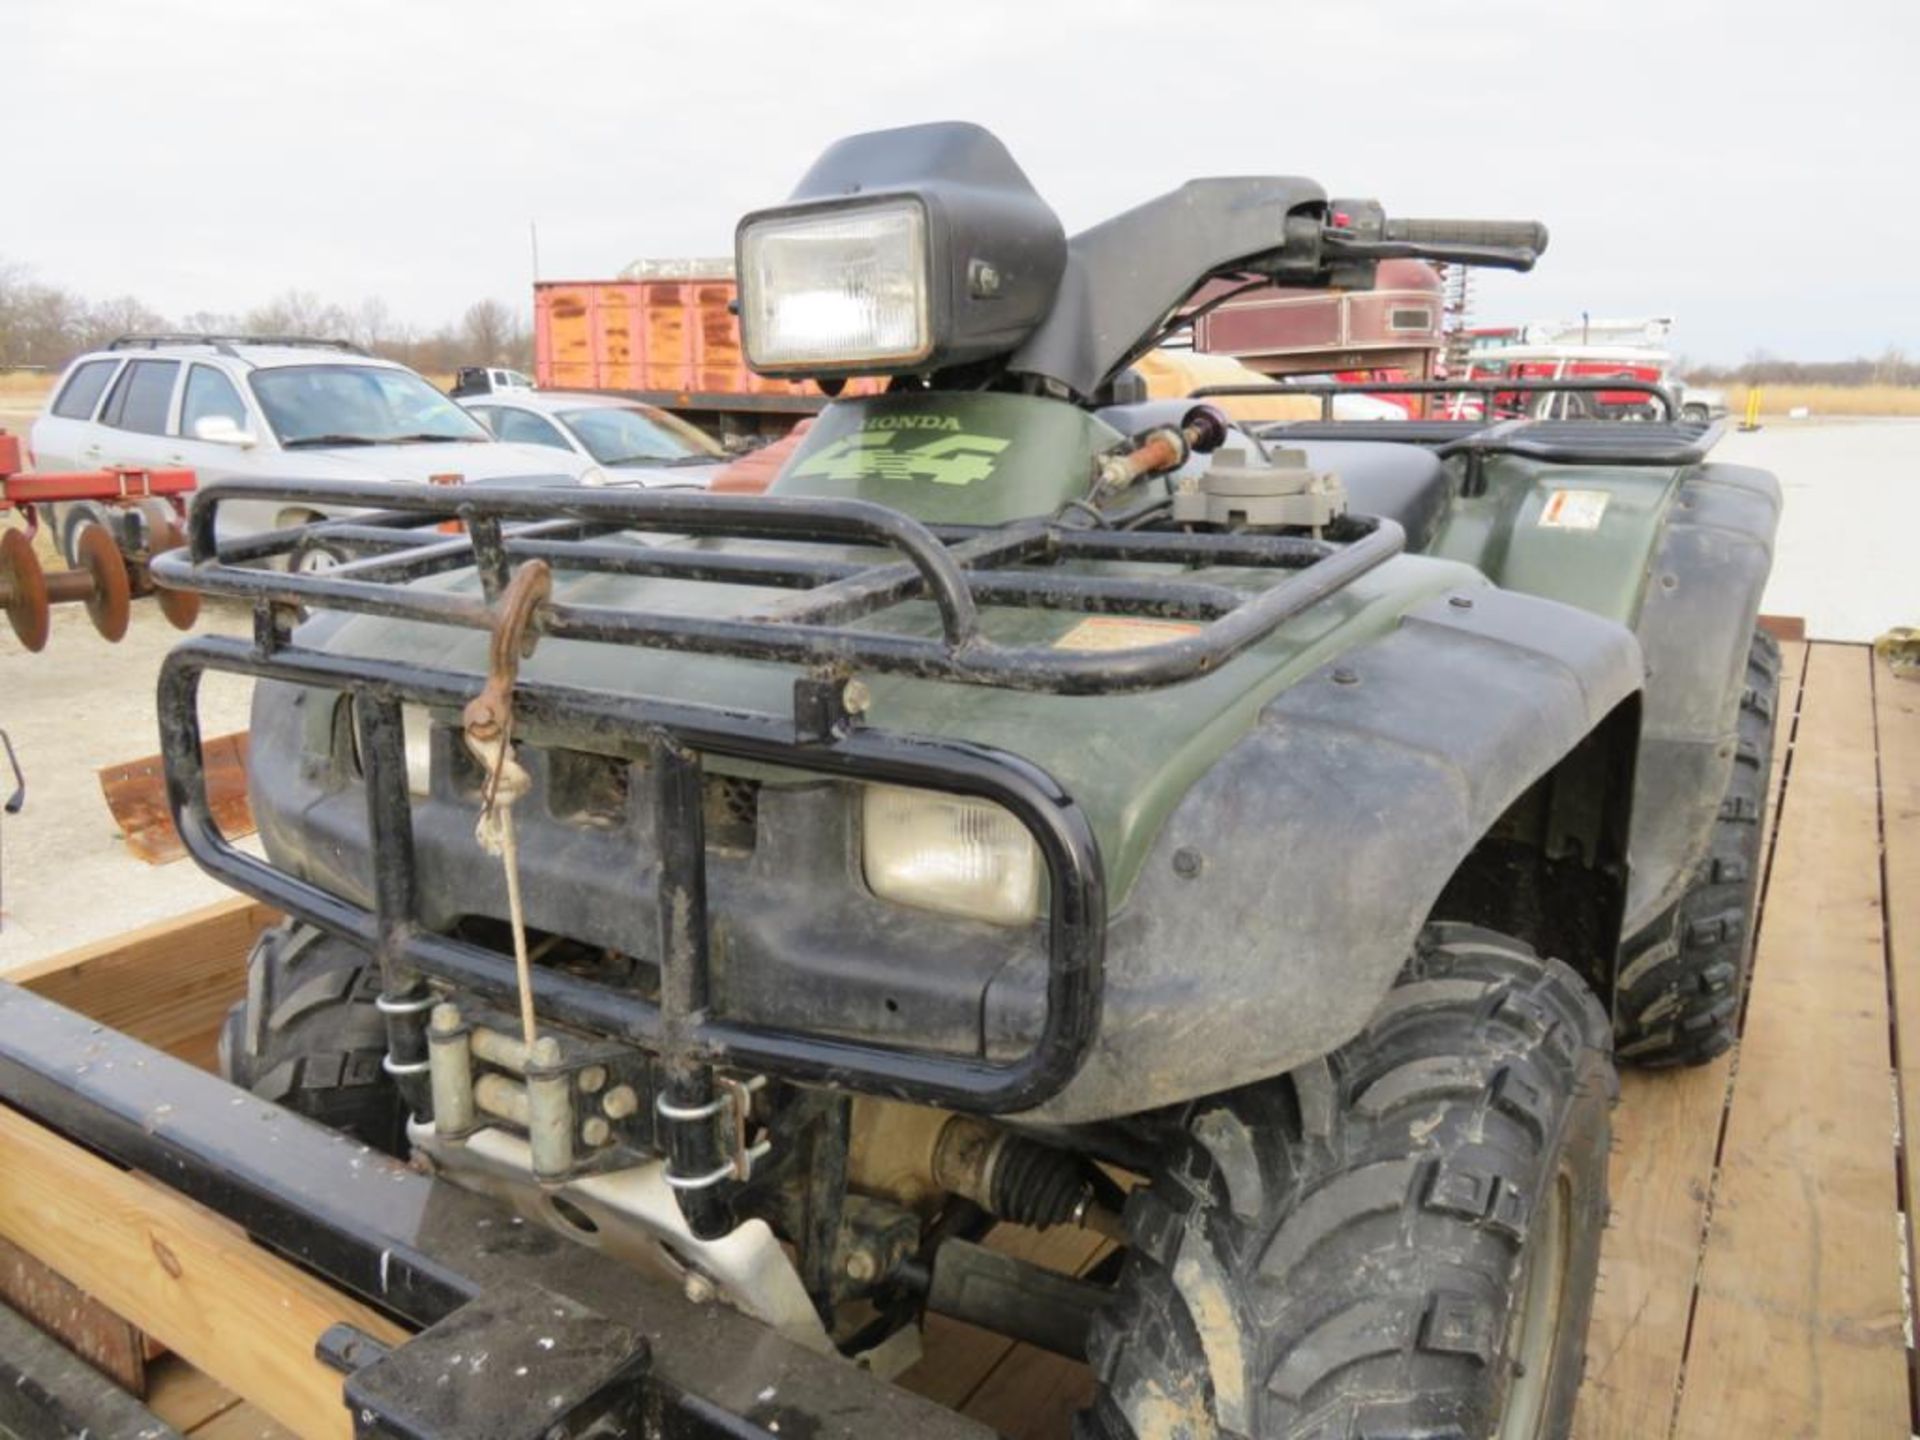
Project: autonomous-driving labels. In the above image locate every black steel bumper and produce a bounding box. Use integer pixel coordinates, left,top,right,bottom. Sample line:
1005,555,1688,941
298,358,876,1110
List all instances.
161,635,1106,1115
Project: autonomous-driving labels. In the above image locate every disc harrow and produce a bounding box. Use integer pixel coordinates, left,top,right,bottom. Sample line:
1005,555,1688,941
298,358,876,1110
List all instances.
0,431,197,651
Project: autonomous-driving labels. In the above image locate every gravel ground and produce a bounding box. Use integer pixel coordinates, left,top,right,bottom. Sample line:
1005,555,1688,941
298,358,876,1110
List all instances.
0,598,258,967
0,416,1912,970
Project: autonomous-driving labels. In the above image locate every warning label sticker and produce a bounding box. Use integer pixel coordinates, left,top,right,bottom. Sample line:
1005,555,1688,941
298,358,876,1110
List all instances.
1053,616,1203,652
1539,489,1611,530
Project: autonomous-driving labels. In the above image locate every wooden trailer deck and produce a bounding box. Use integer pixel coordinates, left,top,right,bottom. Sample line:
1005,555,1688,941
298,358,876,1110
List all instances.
1,639,1915,1439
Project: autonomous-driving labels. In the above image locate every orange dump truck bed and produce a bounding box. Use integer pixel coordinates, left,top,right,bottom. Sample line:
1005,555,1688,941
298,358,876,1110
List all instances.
534,277,788,396
533,276,881,437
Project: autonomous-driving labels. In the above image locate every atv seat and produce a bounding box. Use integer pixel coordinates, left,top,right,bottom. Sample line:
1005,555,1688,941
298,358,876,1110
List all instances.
1285,441,1451,551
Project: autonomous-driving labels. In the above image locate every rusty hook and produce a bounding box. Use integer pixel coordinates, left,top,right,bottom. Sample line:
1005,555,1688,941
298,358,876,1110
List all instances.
462,559,553,812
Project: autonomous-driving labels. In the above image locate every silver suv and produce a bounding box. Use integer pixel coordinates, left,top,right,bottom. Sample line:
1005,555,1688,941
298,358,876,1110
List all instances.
31,335,601,563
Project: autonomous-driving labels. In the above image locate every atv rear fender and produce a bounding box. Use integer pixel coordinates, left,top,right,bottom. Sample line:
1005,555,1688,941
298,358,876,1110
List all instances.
1430,456,1781,933
1005,584,1642,1123
1621,464,1781,928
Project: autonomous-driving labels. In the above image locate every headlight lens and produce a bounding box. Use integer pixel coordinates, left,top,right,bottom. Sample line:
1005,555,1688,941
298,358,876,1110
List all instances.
739,200,931,372
861,784,1041,926
349,698,435,798
401,705,434,797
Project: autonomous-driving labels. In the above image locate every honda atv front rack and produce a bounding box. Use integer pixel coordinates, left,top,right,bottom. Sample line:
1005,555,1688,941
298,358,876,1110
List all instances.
157,478,1403,698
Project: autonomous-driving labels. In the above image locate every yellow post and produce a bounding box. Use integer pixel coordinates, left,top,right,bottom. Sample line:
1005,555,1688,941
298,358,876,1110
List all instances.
1741,387,1762,431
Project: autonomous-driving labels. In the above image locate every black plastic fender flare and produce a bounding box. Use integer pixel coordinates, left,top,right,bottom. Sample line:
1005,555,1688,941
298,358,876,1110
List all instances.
1622,462,1781,934
1001,584,1644,1123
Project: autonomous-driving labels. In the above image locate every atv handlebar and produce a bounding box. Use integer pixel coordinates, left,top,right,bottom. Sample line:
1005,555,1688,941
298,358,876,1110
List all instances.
1381,217,1549,255
1318,201,1549,274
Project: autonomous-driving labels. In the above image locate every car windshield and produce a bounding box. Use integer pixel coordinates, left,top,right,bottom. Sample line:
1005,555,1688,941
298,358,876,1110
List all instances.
248,364,490,447
559,405,722,466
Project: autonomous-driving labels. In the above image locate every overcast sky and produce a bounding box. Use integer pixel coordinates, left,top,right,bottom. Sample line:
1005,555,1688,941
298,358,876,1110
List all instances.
12,0,1916,364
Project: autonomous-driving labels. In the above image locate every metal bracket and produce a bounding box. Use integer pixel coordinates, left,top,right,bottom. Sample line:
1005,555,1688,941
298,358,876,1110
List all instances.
659,1074,770,1190
792,670,870,744
332,1279,650,1440
251,600,291,657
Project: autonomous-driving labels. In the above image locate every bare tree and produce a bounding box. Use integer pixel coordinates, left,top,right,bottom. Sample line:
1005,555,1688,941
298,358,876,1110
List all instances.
349,296,409,353
459,298,516,365
179,308,242,335
80,294,169,349
244,288,352,339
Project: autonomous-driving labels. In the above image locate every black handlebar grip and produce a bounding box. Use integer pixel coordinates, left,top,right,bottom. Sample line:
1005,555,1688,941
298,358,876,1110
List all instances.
1382,218,1549,254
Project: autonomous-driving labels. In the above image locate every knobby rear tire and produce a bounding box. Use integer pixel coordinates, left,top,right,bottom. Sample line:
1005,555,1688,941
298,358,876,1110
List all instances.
1614,629,1780,1067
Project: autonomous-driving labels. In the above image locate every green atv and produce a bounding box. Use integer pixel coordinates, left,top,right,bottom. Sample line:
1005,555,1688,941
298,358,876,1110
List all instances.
157,122,1778,1439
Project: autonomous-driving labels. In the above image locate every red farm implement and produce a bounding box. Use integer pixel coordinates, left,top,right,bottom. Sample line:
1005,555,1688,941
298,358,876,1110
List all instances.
0,431,197,650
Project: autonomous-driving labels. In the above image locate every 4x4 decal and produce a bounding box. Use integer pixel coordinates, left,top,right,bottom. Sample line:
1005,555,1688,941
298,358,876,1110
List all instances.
791,429,1011,487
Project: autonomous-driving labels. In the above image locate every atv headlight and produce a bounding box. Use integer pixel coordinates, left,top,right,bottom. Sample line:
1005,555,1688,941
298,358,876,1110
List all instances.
738,200,931,373
348,697,436,798
861,784,1041,926
401,705,434,797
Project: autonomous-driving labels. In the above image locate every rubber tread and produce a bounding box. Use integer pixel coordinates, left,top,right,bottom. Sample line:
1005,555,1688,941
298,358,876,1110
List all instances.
1079,925,1615,1440
218,920,407,1154
1615,630,1780,1067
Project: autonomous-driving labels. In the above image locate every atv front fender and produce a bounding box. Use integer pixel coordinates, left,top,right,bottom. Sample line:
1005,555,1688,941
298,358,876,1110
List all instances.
995,586,1642,1124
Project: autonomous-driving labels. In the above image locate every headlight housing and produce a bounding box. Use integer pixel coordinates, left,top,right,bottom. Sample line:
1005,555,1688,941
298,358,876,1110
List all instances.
734,123,1069,380
861,784,1042,926
739,200,932,374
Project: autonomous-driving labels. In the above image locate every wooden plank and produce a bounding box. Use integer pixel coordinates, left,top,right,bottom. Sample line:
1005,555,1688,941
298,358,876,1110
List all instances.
1573,639,1806,1440
147,1357,243,1432
9,895,274,1067
1576,1059,1733,1439
0,1233,148,1393
963,1336,1096,1440
0,1106,406,1440
1672,644,1907,1438
1873,650,1920,1405
98,732,255,867
960,1241,1113,1440
187,1401,301,1439
896,1223,1106,1409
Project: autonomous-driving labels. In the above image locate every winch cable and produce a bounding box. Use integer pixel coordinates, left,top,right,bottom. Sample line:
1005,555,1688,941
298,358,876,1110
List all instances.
461,558,553,1050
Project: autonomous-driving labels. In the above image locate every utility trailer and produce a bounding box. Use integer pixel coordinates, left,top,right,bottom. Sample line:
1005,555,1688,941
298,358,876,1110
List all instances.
0,637,1914,1439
